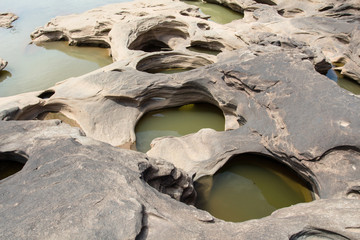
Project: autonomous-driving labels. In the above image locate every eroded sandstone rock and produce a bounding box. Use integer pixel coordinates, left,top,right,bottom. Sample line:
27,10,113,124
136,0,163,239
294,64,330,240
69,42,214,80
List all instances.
0,13,18,28
0,58,7,71
0,120,359,239
1,0,360,239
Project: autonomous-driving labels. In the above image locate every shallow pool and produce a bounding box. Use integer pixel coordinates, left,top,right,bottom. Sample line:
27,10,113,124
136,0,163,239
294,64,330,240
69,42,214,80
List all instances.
195,154,313,222
0,0,131,97
135,103,225,152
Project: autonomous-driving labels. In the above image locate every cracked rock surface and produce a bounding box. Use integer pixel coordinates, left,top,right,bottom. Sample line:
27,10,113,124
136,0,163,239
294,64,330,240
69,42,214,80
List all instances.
1,0,360,239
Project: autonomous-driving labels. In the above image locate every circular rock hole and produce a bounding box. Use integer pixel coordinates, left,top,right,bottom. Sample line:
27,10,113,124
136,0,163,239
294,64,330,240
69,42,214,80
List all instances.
135,102,225,152
187,40,223,56
0,152,27,180
136,53,213,74
194,153,314,222
128,25,188,52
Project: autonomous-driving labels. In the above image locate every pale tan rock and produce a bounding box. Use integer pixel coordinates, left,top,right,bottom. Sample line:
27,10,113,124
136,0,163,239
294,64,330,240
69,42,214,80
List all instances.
0,12,18,28
0,57,7,71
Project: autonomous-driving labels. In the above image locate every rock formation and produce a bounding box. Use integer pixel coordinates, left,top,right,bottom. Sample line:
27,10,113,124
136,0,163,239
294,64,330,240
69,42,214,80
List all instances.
1,0,360,239
0,58,7,71
0,13,18,28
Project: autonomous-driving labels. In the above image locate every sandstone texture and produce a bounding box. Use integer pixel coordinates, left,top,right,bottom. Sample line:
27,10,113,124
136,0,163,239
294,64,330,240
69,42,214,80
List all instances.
0,12,18,28
1,0,360,239
0,58,7,71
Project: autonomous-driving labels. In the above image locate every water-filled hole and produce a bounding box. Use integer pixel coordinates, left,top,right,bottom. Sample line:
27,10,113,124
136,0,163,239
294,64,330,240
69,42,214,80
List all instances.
0,152,27,180
194,153,314,222
326,66,360,95
135,102,225,152
183,1,243,24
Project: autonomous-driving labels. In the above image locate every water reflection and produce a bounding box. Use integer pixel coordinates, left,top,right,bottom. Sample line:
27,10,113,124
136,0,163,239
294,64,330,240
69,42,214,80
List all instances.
0,71,12,83
0,0,131,97
326,68,360,95
135,103,225,152
183,0,243,24
195,154,313,222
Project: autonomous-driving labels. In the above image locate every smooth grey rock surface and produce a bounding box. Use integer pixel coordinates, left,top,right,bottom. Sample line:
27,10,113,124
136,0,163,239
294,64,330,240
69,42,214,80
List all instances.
1,0,360,239
1,120,360,240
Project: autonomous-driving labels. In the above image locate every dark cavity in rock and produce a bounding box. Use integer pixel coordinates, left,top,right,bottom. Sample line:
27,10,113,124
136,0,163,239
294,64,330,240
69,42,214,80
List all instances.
0,152,27,180
37,90,55,99
194,153,314,222
136,53,213,73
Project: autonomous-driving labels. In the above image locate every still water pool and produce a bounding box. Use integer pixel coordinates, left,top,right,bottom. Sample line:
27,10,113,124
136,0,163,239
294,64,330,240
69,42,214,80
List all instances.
135,103,225,152
195,154,313,222
0,0,131,97
183,0,243,24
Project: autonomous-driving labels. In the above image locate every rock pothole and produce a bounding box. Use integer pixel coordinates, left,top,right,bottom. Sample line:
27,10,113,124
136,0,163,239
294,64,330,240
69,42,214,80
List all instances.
128,22,189,52
0,151,27,180
194,153,315,222
136,53,213,73
135,102,225,152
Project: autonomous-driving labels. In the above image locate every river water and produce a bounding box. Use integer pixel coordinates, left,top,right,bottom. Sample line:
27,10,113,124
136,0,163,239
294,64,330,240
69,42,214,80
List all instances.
2,1,357,97
0,0,129,97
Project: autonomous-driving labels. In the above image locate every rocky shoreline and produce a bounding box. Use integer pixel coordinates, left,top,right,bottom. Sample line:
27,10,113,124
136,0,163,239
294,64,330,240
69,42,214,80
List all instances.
1,0,360,239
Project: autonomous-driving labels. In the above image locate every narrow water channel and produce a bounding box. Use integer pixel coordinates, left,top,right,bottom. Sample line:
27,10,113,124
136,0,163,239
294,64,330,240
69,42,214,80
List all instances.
183,0,243,24
195,154,313,222
0,0,130,97
135,103,225,152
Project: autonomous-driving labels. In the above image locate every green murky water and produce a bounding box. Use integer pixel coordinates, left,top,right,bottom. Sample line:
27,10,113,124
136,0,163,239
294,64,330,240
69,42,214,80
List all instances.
145,68,194,74
187,46,221,56
135,103,225,152
195,154,313,222
183,1,243,24
0,0,131,97
0,160,25,180
326,68,360,95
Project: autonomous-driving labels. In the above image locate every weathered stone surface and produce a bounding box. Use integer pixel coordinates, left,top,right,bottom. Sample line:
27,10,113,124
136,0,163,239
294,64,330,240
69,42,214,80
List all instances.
0,58,7,71
1,121,360,240
1,0,360,239
31,0,244,67
0,13,18,28
30,0,360,84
